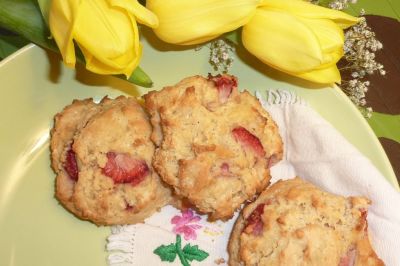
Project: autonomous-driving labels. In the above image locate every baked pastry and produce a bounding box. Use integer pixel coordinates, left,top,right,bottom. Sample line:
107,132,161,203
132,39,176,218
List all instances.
50,96,172,225
145,74,283,220
50,98,101,216
228,177,384,266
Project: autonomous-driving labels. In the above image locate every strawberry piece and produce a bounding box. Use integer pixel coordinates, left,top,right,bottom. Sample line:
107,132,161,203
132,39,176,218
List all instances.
220,163,230,175
217,162,235,177
102,152,149,186
339,246,356,266
232,127,265,157
64,147,78,181
244,203,265,236
208,74,237,103
124,200,135,211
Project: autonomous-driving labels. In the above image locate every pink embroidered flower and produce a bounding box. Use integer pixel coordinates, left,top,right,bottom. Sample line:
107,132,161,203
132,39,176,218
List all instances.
171,209,202,240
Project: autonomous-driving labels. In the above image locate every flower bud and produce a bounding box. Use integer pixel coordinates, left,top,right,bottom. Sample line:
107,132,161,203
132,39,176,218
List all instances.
49,0,158,77
147,0,262,45
242,0,359,84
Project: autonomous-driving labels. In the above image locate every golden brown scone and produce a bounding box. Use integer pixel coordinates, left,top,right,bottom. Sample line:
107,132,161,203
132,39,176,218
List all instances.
228,177,384,266
50,96,172,225
50,98,100,216
145,74,283,220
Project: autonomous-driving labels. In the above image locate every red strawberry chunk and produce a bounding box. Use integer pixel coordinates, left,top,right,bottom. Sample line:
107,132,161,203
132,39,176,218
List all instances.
339,246,356,266
220,162,230,175
217,162,235,177
64,147,78,181
208,74,237,103
244,203,265,236
125,205,134,211
124,200,135,211
232,127,265,157
102,152,149,186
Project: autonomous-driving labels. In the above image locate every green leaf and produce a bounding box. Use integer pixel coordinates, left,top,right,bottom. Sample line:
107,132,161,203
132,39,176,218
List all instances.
367,112,400,143
153,243,177,263
182,243,209,262
37,0,51,25
0,0,57,52
316,0,331,8
347,0,400,20
0,34,29,59
224,30,240,46
127,66,153,88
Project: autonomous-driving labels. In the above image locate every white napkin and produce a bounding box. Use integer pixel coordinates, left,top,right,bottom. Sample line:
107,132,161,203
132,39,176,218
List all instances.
106,90,400,266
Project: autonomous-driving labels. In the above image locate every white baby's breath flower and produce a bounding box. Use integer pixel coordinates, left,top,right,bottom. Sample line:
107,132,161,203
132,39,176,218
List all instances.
311,0,358,10
338,13,386,118
205,39,236,73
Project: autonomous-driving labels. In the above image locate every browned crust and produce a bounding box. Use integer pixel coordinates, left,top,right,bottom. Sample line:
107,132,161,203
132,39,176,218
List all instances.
50,96,174,225
228,178,384,266
355,232,385,266
50,98,99,217
144,75,283,220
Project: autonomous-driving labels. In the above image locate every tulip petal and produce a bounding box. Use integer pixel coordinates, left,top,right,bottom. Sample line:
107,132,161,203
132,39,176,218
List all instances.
147,0,261,45
318,47,343,71
298,17,344,69
260,0,359,29
242,8,324,73
72,0,139,76
74,0,133,57
82,44,142,77
300,18,344,54
49,0,145,78
81,13,141,77
49,0,81,67
295,64,341,84
110,0,158,28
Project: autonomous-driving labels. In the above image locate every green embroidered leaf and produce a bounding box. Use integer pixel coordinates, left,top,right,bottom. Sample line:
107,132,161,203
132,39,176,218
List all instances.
182,243,209,262
153,243,177,262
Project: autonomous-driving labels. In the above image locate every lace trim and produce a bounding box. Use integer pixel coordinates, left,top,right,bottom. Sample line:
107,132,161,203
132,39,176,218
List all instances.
256,89,306,106
107,225,136,265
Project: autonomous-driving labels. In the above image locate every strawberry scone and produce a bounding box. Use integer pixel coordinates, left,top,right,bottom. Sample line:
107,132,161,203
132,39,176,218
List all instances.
50,98,101,217
50,96,172,225
145,75,283,220
228,177,384,266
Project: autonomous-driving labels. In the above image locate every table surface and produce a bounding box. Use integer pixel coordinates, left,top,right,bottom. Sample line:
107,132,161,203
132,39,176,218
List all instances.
346,0,400,185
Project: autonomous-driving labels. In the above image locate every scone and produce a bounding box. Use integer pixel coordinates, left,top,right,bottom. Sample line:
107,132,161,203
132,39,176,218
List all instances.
228,177,384,266
145,74,283,220
50,96,172,225
50,98,101,216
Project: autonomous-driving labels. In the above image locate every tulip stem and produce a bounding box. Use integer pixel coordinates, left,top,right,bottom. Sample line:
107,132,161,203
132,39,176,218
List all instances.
0,0,153,88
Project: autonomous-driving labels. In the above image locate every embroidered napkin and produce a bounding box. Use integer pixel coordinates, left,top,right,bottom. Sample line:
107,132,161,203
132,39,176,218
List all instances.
107,89,400,266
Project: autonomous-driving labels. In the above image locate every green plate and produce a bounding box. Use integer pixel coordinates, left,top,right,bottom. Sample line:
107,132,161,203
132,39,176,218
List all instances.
0,39,397,266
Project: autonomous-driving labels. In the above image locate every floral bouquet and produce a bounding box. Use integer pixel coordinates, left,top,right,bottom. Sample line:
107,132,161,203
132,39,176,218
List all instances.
0,0,385,115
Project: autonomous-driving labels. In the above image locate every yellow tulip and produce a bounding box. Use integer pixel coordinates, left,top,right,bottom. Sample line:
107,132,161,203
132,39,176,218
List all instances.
146,0,262,45
49,0,158,77
242,0,359,84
